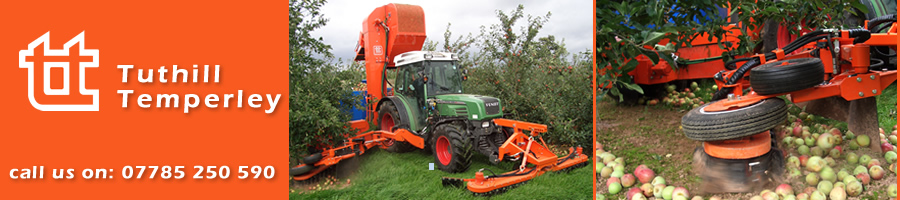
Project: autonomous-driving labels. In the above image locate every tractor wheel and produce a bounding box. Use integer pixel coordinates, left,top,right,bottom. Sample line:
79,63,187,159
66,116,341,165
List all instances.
301,153,323,165
749,58,824,95
681,98,787,141
377,101,415,153
289,165,314,176
432,123,473,173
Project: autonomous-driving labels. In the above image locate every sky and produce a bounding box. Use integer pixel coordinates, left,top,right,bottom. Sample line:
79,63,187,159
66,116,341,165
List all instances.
311,0,592,62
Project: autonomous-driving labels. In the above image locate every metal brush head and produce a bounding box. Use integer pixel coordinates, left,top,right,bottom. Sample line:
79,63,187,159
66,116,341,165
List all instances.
441,177,465,188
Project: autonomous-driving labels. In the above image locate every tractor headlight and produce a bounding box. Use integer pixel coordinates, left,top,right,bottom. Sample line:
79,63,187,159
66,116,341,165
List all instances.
481,121,490,128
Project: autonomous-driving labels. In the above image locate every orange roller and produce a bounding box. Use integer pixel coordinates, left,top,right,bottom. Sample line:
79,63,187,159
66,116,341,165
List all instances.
703,131,771,159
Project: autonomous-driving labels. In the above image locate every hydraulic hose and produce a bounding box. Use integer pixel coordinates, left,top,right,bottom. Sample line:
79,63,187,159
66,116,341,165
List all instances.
868,14,897,58
845,28,871,44
867,14,897,33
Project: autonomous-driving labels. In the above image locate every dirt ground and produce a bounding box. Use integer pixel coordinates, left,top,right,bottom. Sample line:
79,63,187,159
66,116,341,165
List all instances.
596,100,897,199
596,100,702,194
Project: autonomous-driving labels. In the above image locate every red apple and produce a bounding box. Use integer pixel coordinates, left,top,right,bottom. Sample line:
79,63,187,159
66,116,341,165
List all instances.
775,183,794,197
621,174,636,187
799,155,810,167
870,165,885,180
625,187,642,200
634,165,655,184
829,128,842,138
882,142,894,152
855,173,870,185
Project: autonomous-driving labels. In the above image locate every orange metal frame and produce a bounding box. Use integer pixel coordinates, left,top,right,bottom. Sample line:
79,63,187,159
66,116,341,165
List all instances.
703,131,772,159
451,118,587,194
707,23,899,113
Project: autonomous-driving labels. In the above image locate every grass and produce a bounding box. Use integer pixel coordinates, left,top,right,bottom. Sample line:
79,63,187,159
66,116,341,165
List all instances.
291,149,591,200
876,83,897,131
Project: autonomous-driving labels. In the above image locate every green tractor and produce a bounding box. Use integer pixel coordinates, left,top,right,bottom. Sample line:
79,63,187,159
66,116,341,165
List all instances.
376,51,507,172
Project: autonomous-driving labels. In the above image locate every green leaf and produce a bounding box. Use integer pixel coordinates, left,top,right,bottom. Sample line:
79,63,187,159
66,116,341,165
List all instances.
639,48,660,64
641,31,667,45
622,59,639,73
850,1,867,14
659,52,676,69
620,81,644,95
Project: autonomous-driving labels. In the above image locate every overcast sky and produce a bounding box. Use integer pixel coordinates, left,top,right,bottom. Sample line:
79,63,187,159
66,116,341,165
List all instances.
312,0,592,62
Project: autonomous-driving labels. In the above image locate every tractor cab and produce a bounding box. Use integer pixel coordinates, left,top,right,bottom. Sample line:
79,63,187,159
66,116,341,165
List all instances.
391,51,503,133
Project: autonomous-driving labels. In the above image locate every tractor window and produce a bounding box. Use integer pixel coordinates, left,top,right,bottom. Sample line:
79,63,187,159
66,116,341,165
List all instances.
426,61,463,96
396,62,425,97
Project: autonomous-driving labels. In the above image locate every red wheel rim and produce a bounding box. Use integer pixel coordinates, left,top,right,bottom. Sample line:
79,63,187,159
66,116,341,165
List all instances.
381,113,395,146
436,135,451,165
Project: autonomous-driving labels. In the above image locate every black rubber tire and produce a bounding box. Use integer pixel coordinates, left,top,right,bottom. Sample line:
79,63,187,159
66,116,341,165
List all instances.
681,98,788,141
301,154,323,165
431,123,473,173
377,101,415,153
749,58,824,95
289,165,313,176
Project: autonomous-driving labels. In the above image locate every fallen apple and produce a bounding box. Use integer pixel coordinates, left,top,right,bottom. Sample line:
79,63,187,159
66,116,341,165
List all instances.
869,165,885,180
889,183,897,198
810,146,824,157
820,167,836,183
787,156,800,169
806,156,826,172
625,187,642,200
640,183,653,197
672,187,689,200
798,145,810,156
810,191,826,200
855,173,870,185
829,186,846,200
653,184,666,198
859,155,872,166
846,153,859,164
600,166,613,178
608,181,623,194
799,155,810,166
817,133,835,149
761,190,778,200
806,173,819,186
857,135,871,147
651,176,666,186
845,181,862,197
882,142,894,153
621,174,636,187
837,169,849,182
817,180,833,195
662,186,675,200
775,183,794,197
634,164,656,184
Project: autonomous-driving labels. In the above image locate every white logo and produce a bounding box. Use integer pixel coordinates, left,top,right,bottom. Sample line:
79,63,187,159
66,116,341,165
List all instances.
486,102,499,107
373,45,383,56
19,31,100,111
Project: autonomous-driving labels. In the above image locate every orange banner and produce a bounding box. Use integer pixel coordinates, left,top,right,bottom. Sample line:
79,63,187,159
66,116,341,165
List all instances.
0,1,284,199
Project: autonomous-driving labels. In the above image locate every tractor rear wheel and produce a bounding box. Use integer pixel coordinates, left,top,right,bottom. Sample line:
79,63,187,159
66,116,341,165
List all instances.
377,101,415,153
749,58,825,95
681,98,787,141
432,123,473,173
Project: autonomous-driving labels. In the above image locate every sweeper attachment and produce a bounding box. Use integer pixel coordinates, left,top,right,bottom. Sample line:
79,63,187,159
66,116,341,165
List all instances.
440,119,588,196
682,16,897,194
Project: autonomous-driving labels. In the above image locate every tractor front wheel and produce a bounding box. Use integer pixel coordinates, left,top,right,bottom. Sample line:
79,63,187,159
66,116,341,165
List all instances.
432,123,473,173
377,101,415,153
